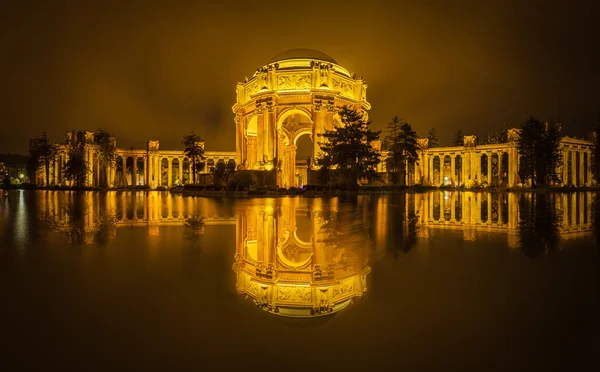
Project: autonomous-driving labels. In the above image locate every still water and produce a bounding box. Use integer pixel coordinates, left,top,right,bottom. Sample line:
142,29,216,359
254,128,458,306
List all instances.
0,191,597,370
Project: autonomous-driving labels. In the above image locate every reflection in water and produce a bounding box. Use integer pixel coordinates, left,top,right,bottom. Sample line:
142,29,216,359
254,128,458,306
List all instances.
184,216,206,242
518,194,560,258
232,199,371,318
1,190,595,319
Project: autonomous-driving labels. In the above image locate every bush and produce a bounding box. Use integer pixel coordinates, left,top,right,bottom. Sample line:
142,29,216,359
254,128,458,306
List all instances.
227,171,259,191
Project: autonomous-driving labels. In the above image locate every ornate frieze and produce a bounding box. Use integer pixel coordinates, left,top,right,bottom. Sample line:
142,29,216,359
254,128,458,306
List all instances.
245,80,258,96
278,286,311,302
278,74,311,90
333,78,354,97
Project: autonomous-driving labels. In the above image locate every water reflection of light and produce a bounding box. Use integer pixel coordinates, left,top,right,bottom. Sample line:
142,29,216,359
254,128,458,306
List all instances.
444,191,448,200
14,190,28,248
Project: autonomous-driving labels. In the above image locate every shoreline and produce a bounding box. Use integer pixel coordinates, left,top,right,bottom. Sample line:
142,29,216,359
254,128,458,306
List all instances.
2,185,598,197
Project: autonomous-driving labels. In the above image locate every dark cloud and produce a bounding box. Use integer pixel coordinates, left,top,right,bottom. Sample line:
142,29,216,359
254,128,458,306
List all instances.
1,0,599,153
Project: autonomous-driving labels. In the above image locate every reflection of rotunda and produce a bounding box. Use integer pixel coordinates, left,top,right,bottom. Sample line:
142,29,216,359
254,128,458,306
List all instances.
233,199,371,317
232,49,371,187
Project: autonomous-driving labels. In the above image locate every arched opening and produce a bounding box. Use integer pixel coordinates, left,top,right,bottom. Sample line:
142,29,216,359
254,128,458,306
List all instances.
172,158,181,185
433,156,442,186
295,133,313,187
115,156,124,186
443,155,451,186
125,157,134,187
501,152,508,184
183,158,191,184
481,154,489,185
443,191,451,221
135,157,144,186
278,111,313,188
455,155,462,186
161,158,168,186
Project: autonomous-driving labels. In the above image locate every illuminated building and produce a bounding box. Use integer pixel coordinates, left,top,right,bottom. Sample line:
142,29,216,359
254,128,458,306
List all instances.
232,49,371,187
410,131,594,187
32,131,235,188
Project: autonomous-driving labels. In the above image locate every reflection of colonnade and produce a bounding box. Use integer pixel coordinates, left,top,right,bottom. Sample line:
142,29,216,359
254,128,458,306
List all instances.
233,199,370,317
412,132,593,188
38,191,236,241
33,131,235,189
409,191,594,244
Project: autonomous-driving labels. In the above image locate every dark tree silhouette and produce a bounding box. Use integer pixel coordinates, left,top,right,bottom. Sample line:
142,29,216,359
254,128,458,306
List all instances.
485,123,509,144
316,106,381,188
213,159,236,187
517,117,562,187
518,194,560,258
452,130,464,147
29,132,56,186
427,127,439,148
182,133,206,184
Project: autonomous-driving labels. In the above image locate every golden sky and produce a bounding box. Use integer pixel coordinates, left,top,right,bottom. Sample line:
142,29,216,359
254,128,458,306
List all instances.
1,0,598,153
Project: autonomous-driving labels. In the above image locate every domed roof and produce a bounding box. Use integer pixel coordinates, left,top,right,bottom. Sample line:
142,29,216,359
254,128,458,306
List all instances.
269,49,338,64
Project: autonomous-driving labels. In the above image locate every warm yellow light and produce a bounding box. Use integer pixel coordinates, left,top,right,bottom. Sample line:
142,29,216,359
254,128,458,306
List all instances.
264,163,273,171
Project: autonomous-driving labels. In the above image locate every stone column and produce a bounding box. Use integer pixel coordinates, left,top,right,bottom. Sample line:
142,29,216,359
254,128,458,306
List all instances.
579,151,585,186
450,155,455,186
132,156,138,186
122,156,127,187
450,193,456,222
289,145,296,187
428,192,434,221
257,113,264,165
143,157,148,186
586,151,592,186
571,151,577,186
179,158,184,185
167,158,173,187
487,153,492,185
188,160,193,184
487,193,492,224
439,191,444,221
498,152,503,185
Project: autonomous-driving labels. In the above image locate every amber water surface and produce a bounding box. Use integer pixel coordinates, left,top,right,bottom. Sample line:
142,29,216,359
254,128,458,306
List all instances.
0,190,597,370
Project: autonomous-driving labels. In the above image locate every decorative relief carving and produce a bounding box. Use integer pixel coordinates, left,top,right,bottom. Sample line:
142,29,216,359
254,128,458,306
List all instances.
245,280,258,296
332,281,353,299
333,79,354,97
278,286,311,302
282,115,312,134
245,80,258,96
417,138,429,150
278,74,311,90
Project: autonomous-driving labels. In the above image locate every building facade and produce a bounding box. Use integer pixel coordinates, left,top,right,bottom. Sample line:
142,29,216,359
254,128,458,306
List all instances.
232,49,371,188
409,131,594,188
33,130,235,188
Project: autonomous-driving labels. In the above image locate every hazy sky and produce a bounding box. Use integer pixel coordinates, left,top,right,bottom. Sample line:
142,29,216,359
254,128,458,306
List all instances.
1,0,598,154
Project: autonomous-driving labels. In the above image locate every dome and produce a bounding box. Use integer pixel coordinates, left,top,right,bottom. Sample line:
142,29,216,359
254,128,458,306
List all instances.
268,49,338,64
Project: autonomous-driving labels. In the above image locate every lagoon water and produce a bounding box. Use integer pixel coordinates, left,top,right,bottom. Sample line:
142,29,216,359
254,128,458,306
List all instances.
0,190,597,370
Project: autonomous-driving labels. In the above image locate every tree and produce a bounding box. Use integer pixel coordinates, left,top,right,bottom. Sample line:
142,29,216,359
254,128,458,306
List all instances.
182,133,206,184
485,123,508,144
316,106,381,188
389,121,419,185
517,117,562,187
213,159,236,187
427,127,439,148
93,129,116,186
385,116,402,154
63,148,89,187
29,132,56,186
452,130,464,147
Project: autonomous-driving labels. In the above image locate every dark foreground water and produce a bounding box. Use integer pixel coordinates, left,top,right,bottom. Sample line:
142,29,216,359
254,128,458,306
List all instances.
0,190,597,371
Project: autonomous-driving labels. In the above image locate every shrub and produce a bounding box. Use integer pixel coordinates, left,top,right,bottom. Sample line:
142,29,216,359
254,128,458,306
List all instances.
227,171,259,191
